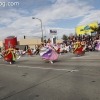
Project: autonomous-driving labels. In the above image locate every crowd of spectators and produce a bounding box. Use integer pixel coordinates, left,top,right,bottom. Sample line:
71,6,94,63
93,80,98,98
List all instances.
61,34,100,53
28,34,100,55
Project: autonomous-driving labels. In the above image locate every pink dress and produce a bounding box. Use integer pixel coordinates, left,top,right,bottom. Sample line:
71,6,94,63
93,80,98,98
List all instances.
94,40,100,51
40,43,59,61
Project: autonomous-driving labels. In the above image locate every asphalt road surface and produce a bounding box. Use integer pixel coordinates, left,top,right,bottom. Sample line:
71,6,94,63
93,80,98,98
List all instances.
0,51,100,100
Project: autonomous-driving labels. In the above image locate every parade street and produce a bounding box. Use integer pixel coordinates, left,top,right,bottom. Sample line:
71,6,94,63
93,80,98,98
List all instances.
0,52,100,100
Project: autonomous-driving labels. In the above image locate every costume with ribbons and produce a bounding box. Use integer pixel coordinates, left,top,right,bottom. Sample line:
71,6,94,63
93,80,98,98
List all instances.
73,41,85,55
94,39,100,51
4,48,16,62
40,43,59,62
26,47,33,55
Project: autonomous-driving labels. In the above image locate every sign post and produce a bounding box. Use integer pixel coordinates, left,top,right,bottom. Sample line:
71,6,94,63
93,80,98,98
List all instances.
49,29,57,44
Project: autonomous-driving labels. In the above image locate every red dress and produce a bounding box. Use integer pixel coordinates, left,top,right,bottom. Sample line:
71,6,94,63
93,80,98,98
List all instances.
73,42,85,55
4,48,15,62
27,49,33,55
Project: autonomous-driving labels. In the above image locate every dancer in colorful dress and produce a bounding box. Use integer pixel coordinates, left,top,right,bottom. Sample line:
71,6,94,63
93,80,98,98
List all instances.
39,39,59,63
53,43,60,54
56,43,61,54
26,46,33,56
73,39,85,56
0,48,6,59
93,37,100,51
3,45,16,64
81,39,86,52
16,49,25,59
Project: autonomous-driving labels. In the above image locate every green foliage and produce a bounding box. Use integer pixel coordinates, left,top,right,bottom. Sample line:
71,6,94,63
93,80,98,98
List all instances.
62,34,67,40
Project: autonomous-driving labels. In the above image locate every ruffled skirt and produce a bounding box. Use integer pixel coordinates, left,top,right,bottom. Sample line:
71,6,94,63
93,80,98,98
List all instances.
40,47,59,61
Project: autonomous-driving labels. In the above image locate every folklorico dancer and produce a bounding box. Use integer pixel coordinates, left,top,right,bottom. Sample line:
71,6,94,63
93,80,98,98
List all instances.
73,39,85,56
26,46,33,56
56,43,61,54
39,39,59,64
81,39,86,51
16,49,25,60
53,43,60,54
3,45,17,64
93,37,100,51
0,48,6,59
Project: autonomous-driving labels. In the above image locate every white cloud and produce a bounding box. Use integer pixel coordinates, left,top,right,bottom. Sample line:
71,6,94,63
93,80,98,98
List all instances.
78,10,100,26
0,0,99,41
34,0,93,25
0,9,28,18
0,18,11,25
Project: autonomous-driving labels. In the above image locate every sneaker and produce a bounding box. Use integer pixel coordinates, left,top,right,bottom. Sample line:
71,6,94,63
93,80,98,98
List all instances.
10,62,12,64
17,56,21,59
50,61,53,64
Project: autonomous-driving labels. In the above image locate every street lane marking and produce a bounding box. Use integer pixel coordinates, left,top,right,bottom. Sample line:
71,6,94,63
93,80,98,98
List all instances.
18,66,79,72
0,63,17,66
0,63,79,72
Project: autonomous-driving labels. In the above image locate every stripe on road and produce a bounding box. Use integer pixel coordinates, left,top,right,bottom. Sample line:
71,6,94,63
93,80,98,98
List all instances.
18,66,79,72
0,63,17,66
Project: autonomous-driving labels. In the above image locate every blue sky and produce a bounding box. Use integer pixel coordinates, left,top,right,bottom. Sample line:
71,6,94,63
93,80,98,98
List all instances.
0,0,100,40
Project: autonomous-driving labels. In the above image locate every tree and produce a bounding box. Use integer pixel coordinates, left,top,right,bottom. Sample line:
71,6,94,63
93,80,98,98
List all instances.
69,33,73,37
62,34,68,41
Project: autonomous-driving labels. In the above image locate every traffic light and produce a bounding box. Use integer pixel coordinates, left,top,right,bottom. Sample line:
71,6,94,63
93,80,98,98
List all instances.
24,35,26,39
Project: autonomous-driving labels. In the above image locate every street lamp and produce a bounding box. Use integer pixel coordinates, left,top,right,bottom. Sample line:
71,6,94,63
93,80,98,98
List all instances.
32,17,43,42
36,24,46,39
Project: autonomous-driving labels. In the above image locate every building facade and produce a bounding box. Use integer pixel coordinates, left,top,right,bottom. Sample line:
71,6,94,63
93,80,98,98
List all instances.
0,38,63,50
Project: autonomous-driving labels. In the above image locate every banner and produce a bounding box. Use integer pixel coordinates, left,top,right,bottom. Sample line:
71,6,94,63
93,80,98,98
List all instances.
50,29,57,35
76,22,98,35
